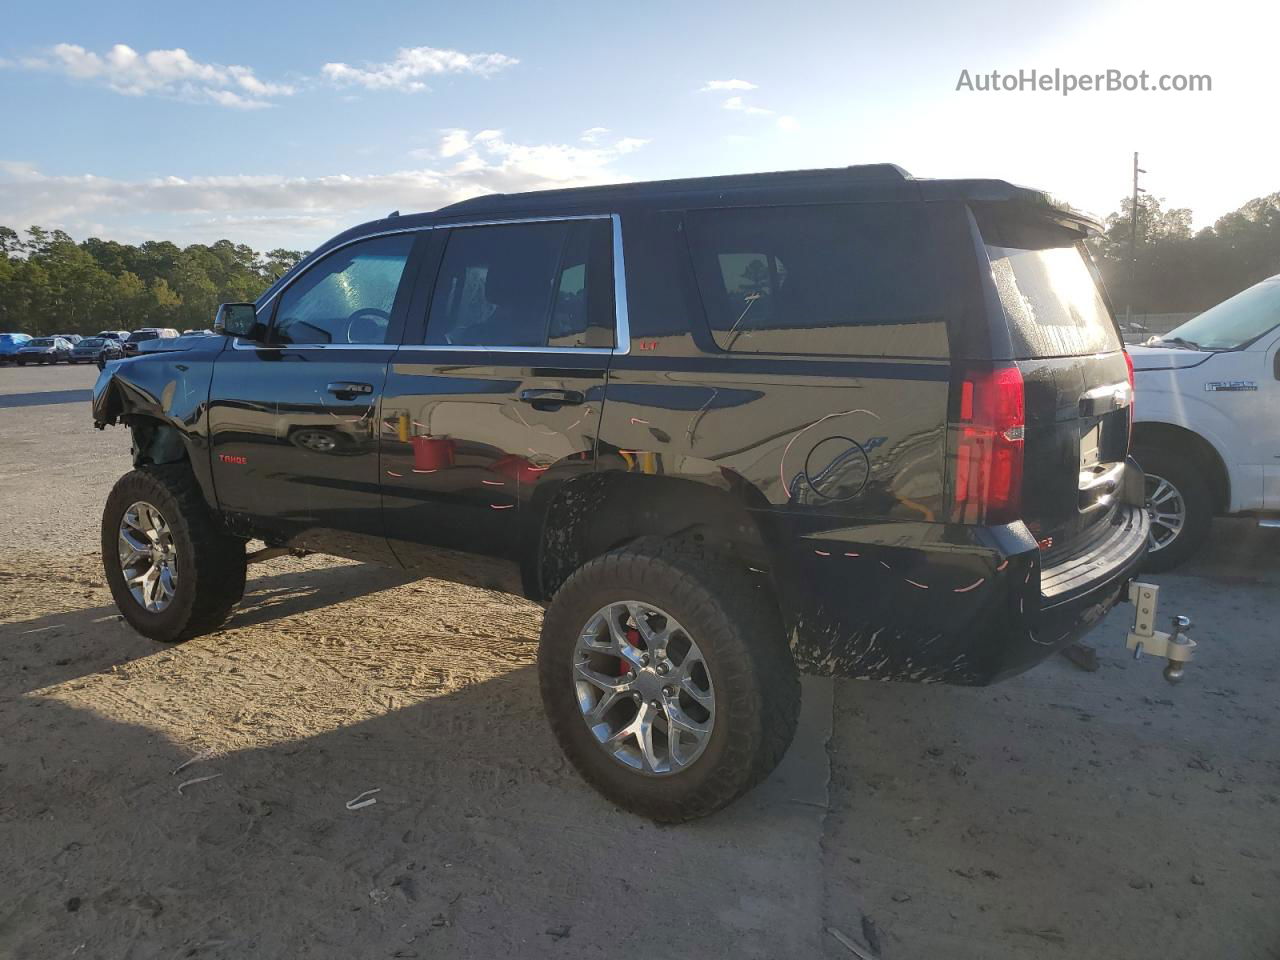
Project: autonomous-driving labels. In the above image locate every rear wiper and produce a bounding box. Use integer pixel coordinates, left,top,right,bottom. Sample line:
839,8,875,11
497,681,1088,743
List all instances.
1156,336,1202,350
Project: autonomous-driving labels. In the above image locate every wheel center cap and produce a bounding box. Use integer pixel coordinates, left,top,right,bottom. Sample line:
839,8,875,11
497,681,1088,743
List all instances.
632,667,665,700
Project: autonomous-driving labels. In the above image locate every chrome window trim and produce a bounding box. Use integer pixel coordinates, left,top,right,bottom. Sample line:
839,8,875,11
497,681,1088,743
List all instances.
242,213,631,357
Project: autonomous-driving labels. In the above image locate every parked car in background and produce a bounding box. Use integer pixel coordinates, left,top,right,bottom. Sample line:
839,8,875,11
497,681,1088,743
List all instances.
0,333,33,364
53,334,83,345
96,330,131,342
182,328,216,336
122,328,179,354
73,336,126,365
92,164,1155,821
16,336,74,364
1129,274,1280,569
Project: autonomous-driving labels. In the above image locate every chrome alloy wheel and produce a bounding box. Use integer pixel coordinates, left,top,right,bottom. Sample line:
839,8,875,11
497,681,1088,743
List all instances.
572,601,716,776
118,500,178,612
1144,472,1186,553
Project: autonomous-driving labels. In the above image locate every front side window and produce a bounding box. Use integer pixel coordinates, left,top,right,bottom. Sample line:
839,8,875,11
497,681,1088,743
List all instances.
685,202,952,357
272,234,414,345
426,219,614,349
1157,276,1280,350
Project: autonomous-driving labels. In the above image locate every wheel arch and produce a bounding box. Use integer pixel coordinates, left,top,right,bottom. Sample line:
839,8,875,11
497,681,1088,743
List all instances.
523,464,780,604
1132,421,1231,514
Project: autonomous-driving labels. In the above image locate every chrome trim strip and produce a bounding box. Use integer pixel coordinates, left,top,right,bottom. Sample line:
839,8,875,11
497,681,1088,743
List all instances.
610,212,631,356
231,340,393,351
247,212,631,356
394,344,614,357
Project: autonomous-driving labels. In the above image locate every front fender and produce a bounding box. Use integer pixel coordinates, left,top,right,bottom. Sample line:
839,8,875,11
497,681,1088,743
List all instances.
91,344,224,508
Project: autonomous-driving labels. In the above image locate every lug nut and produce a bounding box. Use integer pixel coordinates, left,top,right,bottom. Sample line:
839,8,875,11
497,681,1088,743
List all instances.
625,671,635,681
632,692,642,703
650,700,661,710
656,663,670,675
663,685,675,697
639,654,650,666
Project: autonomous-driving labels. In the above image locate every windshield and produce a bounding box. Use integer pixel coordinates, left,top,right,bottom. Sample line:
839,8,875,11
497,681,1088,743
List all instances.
128,331,159,342
79,338,104,347
1159,276,1280,350
30,338,55,346
0,334,28,344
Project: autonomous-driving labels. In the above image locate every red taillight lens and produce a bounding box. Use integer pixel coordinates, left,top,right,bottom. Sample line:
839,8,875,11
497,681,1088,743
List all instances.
948,364,1025,525
1123,349,1135,438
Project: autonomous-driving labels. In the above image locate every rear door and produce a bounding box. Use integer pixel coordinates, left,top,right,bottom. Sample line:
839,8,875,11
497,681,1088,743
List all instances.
978,213,1131,561
380,215,618,566
208,231,423,561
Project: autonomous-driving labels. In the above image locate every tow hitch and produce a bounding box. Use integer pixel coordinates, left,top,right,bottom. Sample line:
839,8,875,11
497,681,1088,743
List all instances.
1125,582,1196,683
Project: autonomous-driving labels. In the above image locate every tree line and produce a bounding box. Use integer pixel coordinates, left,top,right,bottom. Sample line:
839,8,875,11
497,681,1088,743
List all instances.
1,187,1278,335
1089,191,1280,316
0,226,306,335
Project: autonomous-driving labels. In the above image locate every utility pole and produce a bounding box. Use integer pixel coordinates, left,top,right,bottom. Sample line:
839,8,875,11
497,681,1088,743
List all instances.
1127,152,1147,327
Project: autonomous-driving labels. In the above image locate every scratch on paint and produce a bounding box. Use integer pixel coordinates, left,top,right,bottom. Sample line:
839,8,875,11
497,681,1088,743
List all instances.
953,578,985,593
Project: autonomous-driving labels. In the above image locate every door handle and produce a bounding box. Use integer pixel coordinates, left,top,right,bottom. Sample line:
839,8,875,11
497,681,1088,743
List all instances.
327,381,374,398
519,388,585,410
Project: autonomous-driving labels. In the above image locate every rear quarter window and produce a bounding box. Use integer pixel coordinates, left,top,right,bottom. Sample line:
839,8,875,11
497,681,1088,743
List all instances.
683,202,960,358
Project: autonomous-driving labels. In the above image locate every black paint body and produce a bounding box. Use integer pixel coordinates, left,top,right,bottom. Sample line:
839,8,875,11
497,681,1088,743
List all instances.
92,165,1148,684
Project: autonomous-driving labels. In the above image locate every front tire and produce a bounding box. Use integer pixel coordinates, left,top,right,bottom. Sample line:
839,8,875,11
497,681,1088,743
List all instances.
539,538,800,822
102,465,247,642
1133,443,1213,572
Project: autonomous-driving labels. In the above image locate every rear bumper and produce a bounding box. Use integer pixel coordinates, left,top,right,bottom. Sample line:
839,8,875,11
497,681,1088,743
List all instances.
765,465,1150,685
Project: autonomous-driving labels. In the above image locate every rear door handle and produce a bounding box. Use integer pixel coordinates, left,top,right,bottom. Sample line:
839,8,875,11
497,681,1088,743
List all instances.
519,388,585,410
327,381,374,398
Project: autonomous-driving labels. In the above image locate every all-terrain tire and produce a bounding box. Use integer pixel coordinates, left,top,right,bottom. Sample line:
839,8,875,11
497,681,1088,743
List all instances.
539,537,800,822
102,464,247,642
1133,443,1214,572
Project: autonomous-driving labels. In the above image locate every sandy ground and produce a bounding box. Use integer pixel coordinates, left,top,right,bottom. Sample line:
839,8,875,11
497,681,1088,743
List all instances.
1,363,1277,959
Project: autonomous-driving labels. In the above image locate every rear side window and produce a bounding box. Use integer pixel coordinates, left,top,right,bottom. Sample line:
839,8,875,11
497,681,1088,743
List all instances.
426,219,614,349
684,202,952,357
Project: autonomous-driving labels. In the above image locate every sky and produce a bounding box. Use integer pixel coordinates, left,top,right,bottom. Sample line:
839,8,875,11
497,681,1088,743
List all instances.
1,0,1276,251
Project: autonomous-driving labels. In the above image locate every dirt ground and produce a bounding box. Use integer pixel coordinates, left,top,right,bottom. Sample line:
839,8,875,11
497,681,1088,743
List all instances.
2,363,1277,959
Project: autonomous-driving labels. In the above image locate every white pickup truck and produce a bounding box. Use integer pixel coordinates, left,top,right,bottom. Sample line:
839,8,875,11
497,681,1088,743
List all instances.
1129,274,1280,569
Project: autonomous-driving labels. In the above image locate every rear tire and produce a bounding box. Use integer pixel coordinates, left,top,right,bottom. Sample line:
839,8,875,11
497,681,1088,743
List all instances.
102,465,247,642
539,537,800,822
1133,443,1213,572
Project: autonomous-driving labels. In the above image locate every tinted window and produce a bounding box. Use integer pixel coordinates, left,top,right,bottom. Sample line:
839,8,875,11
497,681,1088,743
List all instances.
128,331,158,342
273,234,413,345
426,219,614,348
685,203,951,357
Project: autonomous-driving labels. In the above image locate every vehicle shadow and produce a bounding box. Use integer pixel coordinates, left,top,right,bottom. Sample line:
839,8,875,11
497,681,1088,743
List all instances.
0,562,419,698
3,649,829,960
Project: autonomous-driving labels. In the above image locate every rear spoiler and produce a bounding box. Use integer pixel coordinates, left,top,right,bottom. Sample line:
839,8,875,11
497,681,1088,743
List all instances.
917,178,1102,237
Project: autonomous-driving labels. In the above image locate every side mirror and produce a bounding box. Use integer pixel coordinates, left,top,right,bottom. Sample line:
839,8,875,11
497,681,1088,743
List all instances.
214,303,263,340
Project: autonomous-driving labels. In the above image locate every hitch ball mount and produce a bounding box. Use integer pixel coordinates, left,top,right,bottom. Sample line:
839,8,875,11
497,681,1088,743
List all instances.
1126,582,1195,684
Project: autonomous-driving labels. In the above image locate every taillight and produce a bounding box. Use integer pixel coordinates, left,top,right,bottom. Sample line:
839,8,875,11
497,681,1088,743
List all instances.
1123,349,1135,440
948,364,1025,525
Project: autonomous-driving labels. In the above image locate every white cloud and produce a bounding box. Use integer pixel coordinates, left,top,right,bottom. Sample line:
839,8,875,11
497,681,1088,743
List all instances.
776,115,800,132
722,95,774,116
580,126,610,144
11,43,294,109
701,79,757,92
322,45,517,92
0,129,648,246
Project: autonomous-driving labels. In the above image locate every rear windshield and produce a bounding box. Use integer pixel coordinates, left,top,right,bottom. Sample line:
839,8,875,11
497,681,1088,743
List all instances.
79,338,104,347
128,331,159,342
984,238,1119,359
30,338,55,346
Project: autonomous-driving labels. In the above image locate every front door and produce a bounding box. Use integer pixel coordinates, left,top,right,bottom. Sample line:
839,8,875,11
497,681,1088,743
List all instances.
380,216,618,569
208,231,423,562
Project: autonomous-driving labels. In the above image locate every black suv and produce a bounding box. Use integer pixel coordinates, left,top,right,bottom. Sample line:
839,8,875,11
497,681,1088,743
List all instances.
93,164,1148,820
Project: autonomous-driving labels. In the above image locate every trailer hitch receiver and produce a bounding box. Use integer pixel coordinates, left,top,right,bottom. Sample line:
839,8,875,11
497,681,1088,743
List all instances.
1126,582,1196,683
